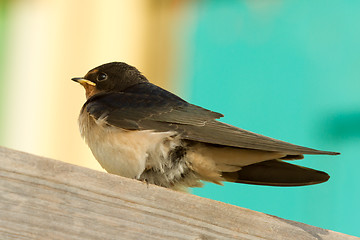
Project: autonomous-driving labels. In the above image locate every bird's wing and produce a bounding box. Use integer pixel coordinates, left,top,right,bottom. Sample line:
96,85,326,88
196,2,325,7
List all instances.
84,82,338,155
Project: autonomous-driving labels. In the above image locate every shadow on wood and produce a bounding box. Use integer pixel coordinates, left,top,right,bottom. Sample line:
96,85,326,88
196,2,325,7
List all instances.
0,146,358,240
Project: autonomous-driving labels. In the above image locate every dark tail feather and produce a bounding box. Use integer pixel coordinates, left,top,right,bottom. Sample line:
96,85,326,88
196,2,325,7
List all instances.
222,160,330,186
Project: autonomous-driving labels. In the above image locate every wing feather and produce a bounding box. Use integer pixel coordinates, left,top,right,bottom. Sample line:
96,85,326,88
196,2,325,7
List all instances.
83,82,339,155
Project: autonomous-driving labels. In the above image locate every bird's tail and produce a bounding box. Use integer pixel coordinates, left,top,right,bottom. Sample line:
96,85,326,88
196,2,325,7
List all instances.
187,143,330,186
221,159,330,186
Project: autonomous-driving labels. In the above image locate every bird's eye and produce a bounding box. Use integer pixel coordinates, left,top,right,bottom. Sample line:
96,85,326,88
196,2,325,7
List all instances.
97,72,108,82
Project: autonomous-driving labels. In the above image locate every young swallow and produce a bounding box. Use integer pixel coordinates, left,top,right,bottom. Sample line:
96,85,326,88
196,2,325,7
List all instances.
72,62,339,191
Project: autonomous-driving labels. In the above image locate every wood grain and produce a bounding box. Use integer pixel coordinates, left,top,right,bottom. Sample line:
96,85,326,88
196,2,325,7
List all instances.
0,146,357,240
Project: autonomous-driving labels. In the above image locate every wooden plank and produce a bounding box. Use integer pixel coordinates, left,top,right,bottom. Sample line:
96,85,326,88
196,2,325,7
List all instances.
0,146,358,240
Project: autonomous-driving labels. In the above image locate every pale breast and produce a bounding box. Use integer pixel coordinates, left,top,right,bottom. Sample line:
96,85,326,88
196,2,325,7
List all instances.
78,112,176,178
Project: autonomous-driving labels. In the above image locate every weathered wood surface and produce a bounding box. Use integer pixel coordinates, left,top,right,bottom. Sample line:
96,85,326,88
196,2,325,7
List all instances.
0,146,358,240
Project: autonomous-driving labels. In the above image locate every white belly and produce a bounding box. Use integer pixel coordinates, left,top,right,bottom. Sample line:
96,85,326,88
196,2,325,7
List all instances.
79,113,176,178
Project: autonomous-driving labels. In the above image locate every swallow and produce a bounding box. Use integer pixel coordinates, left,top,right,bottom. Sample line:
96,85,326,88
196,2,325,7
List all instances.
72,62,340,191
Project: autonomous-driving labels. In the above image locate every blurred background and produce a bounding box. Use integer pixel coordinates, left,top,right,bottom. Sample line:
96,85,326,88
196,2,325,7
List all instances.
0,0,359,237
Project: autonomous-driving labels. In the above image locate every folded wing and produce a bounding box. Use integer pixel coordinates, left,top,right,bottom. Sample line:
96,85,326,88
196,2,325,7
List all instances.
84,82,339,156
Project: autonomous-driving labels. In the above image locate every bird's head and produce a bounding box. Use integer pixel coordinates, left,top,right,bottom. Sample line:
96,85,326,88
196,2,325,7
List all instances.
72,62,149,99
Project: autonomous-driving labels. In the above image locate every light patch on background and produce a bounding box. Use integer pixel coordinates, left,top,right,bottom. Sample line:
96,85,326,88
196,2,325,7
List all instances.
2,1,149,171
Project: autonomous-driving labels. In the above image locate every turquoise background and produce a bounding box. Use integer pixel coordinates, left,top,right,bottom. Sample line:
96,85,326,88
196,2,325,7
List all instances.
185,1,360,237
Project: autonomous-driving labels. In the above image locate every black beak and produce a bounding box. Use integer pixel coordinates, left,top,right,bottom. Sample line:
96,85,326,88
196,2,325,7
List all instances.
71,77,96,86
71,77,84,82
